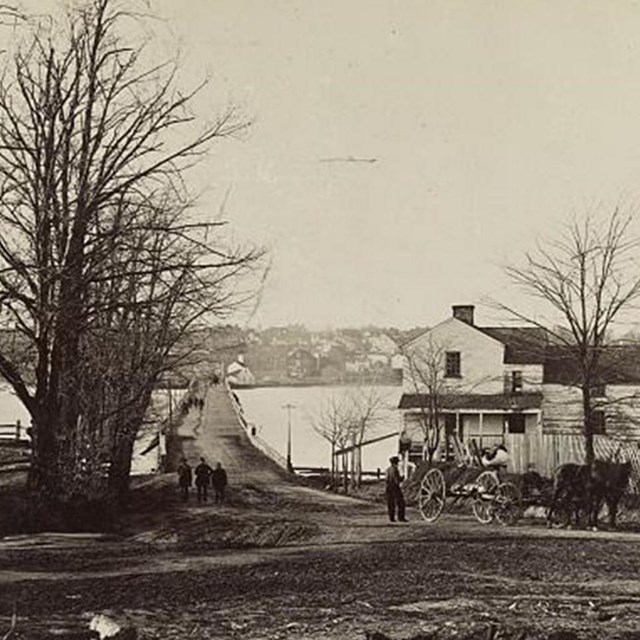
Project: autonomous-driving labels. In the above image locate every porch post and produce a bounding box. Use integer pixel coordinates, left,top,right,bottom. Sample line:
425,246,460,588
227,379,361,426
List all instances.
478,412,484,448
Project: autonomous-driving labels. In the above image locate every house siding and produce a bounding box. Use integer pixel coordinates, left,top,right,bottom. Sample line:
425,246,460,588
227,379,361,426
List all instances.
542,384,640,439
503,364,544,393
540,384,583,435
605,385,640,440
403,318,505,395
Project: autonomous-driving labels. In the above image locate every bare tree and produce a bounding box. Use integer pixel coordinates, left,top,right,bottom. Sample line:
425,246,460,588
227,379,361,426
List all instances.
0,0,262,517
400,337,445,463
311,386,389,491
311,393,351,490
345,386,388,488
500,208,640,466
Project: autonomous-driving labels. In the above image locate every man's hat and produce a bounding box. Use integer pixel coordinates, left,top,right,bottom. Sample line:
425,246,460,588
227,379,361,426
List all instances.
389,456,399,463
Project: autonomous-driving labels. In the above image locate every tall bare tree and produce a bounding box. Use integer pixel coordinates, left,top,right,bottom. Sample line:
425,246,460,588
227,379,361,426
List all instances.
501,209,640,466
0,0,262,517
345,386,388,488
311,386,388,491
401,337,445,463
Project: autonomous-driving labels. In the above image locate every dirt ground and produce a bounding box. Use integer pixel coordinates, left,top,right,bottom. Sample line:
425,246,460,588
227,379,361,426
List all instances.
2,476,640,640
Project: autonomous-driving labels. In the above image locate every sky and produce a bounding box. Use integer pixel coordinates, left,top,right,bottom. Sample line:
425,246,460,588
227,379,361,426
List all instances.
16,0,640,330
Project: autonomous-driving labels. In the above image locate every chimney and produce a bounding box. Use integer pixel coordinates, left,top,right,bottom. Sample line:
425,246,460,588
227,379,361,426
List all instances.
452,305,475,326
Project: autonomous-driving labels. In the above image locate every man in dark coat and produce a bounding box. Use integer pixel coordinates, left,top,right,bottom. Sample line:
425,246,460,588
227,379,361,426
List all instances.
177,458,192,503
194,457,213,503
212,462,228,504
385,456,407,522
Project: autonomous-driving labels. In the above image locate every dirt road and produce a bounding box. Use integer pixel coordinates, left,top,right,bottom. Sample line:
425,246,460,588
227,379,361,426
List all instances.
2,494,640,640
2,387,640,639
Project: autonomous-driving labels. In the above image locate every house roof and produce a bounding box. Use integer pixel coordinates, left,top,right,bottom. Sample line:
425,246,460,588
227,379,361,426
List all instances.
405,310,640,382
478,327,549,364
398,392,543,411
403,320,550,365
543,345,640,385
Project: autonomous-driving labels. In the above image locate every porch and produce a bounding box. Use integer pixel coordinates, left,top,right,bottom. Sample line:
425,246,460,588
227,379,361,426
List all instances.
398,392,543,474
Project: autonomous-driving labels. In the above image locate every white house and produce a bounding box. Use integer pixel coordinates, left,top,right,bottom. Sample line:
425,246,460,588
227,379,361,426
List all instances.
399,305,640,477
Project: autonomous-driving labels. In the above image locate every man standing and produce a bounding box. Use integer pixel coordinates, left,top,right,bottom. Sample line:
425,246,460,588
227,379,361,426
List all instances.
211,462,228,504
195,457,213,503
385,456,407,523
177,458,192,503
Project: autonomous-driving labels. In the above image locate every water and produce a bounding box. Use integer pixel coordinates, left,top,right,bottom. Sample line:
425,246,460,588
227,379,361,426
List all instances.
0,385,30,429
0,383,404,475
235,385,403,473
0,385,174,476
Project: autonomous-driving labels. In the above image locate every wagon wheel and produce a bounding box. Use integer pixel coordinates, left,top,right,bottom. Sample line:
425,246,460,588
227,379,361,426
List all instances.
547,496,574,529
419,468,446,522
610,493,633,527
472,470,499,524
494,482,522,526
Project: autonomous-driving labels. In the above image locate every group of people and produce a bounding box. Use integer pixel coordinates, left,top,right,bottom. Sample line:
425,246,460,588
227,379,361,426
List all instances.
177,457,228,504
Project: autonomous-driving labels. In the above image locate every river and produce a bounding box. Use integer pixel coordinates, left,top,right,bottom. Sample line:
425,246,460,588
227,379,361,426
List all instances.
0,383,404,475
0,385,169,476
0,385,30,428
235,385,403,473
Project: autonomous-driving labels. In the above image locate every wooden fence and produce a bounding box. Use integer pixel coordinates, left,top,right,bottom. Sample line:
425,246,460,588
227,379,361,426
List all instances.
0,421,27,442
434,431,640,493
498,433,640,493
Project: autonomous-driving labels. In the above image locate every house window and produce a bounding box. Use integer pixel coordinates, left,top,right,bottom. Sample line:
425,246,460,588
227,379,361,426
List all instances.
511,371,523,394
445,351,461,378
591,410,606,435
507,413,526,434
591,384,606,398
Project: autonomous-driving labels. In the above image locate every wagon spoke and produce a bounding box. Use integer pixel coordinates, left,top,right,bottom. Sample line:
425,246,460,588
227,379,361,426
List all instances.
472,470,499,524
419,468,446,523
494,482,522,526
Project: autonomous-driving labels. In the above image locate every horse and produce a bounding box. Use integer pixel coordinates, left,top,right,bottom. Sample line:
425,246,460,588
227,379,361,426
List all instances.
546,460,632,530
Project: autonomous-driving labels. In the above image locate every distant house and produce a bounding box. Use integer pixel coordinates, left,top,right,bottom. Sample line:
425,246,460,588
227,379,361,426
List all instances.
399,305,640,477
226,355,256,388
368,333,398,356
286,348,318,379
366,352,390,368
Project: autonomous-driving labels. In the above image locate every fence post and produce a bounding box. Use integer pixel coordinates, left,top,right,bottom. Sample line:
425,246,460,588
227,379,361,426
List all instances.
15,419,21,440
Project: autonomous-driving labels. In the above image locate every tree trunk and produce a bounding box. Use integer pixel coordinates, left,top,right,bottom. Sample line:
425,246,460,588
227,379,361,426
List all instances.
108,435,135,507
355,447,362,488
342,454,349,493
582,386,595,467
330,442,336,491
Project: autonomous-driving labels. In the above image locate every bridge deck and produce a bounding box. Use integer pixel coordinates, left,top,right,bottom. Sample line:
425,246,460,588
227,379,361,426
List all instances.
174,384,286,484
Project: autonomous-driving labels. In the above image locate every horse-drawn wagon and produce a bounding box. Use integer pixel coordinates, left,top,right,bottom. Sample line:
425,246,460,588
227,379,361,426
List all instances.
415,442,523,526
413,440,633,530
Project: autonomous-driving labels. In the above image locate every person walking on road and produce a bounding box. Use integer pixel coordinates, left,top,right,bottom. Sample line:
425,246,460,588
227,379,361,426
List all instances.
212,462,228,504
195,457,213,503
385,456,407,523
177,458,192,503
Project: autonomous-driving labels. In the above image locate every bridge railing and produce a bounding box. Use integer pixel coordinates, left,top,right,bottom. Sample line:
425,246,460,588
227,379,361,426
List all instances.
223,379,289,471
0,420,28,441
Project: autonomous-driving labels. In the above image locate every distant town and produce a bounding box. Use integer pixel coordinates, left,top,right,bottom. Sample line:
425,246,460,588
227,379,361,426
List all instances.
192,325,430,387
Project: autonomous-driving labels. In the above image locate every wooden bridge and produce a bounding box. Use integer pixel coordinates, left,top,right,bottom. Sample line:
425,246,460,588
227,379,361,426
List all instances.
0,420,31,472
0,420,28,442
166,379,290,484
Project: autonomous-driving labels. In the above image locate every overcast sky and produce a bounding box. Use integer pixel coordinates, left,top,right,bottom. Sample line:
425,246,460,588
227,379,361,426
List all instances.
18,1,640,330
